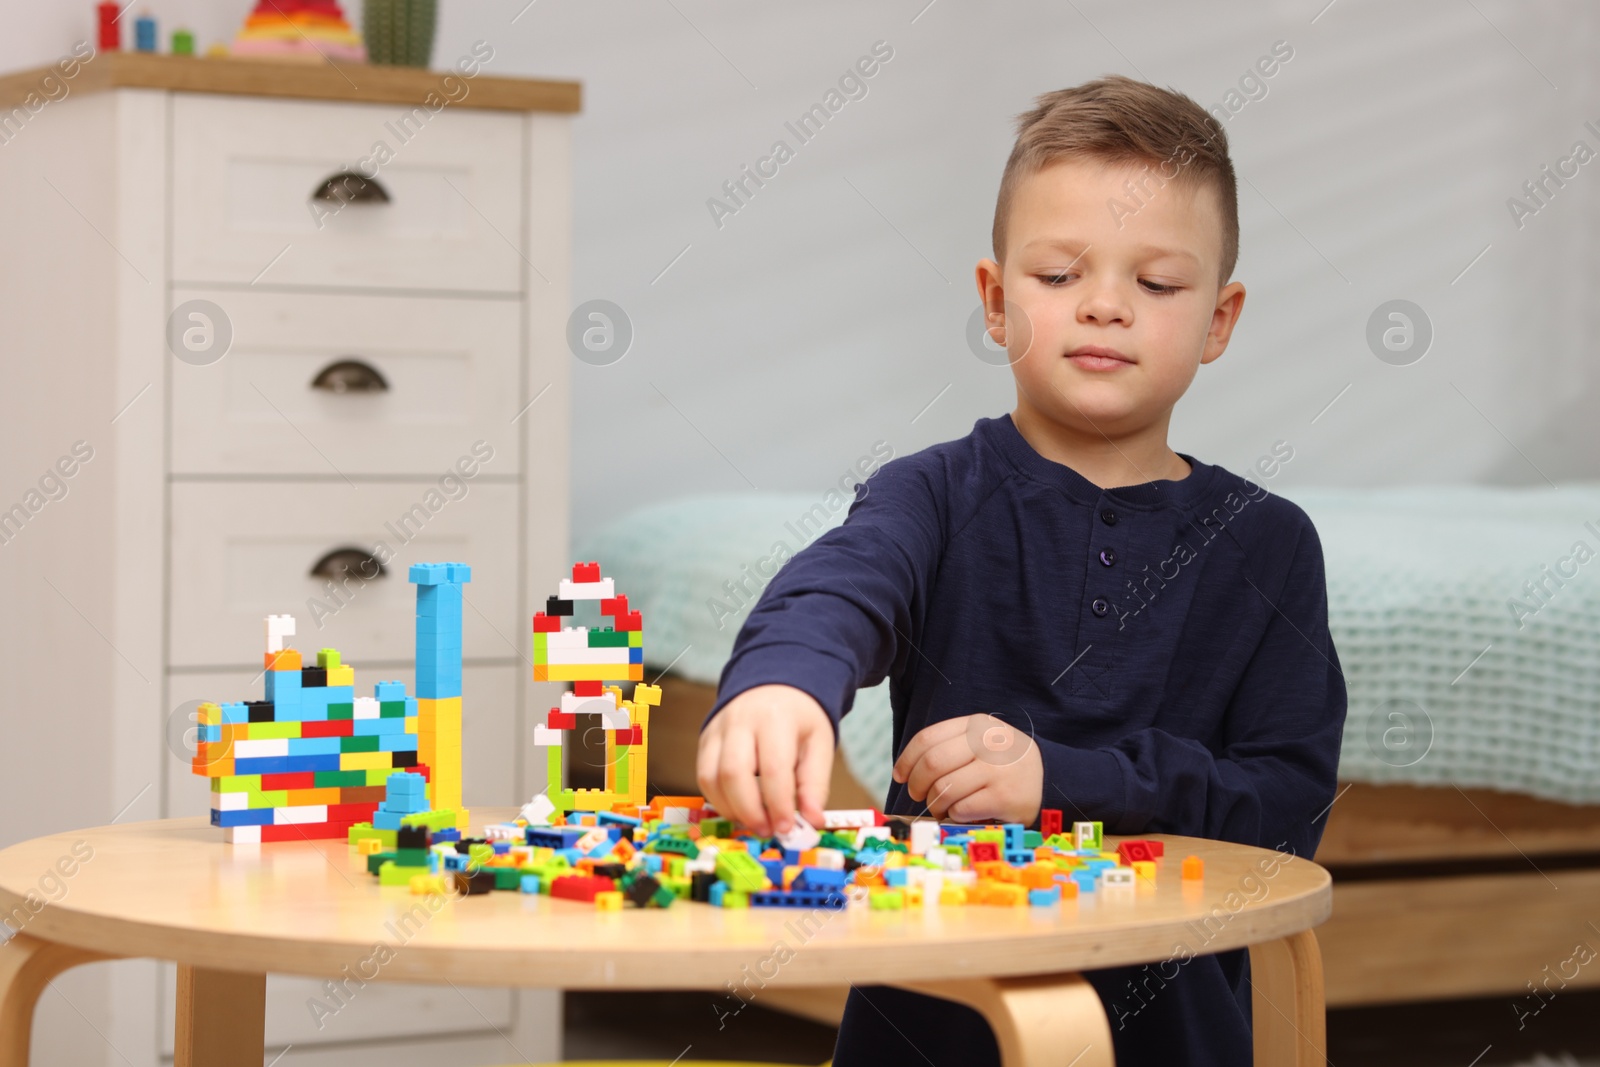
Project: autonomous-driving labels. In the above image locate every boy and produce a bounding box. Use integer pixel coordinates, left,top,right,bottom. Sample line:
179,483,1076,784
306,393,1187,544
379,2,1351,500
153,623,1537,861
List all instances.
697,75,1347,1066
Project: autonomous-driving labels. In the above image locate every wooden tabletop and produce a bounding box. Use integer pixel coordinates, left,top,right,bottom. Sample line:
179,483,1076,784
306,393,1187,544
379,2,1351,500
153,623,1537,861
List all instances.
0,811,1329,989
0,52,580,112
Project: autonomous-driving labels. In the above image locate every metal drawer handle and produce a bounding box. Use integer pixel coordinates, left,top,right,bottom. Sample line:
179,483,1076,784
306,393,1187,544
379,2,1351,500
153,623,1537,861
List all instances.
310,547,386,584
311,359,389,394
310,171,392,205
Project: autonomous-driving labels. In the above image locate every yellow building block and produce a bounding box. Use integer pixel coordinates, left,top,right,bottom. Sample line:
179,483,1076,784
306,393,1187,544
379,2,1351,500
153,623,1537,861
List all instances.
595,891,623,911
341,751,397,771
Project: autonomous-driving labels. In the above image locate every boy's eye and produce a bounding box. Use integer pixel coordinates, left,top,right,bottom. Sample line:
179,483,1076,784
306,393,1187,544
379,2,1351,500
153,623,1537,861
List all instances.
1036,273,1181,296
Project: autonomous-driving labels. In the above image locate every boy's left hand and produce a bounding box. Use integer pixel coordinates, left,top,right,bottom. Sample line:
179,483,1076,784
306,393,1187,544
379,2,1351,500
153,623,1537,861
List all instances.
891,714,1042,825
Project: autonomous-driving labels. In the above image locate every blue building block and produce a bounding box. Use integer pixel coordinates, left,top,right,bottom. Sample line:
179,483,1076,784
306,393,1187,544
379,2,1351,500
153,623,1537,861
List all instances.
409,562,451,585
520,875,541,894
884,868,908,887
1002,823,1025,851
794,868,848,892
446,562,471,583
265,669,301,704
750,890,847,909
220,702,250,725
376,733,419,753
708,881,728,907
373,810,403,830
375,681,407,701
210,808,275,827
1029,886,1062,907
287,737,341,757
234,754,341,776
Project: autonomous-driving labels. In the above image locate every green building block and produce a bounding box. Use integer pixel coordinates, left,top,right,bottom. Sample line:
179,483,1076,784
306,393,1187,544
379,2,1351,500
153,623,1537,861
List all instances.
379,700,408,718
715,849,770,893
869,889,905,910
377,861,418,887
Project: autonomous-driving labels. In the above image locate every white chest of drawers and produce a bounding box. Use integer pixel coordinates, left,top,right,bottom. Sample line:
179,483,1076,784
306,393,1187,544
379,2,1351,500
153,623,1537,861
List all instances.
0,54,577,1067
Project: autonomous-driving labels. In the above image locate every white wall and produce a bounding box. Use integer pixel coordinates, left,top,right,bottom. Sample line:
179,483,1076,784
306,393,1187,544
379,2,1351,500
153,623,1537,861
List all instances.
5,0,1597,540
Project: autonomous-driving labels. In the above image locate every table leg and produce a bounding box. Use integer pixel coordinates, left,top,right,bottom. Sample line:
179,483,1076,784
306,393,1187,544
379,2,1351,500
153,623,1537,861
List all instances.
174,964,266,1067
0,933,111,1067
897,973,1115,1067
1249,930,1326,1066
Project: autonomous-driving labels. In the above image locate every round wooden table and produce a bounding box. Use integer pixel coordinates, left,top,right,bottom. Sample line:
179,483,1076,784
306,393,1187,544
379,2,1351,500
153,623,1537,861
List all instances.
0,811,1331,1066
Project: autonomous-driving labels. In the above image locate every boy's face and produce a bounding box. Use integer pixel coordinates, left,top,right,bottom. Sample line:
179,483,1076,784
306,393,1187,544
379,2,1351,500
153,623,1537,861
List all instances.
977,159,1245,443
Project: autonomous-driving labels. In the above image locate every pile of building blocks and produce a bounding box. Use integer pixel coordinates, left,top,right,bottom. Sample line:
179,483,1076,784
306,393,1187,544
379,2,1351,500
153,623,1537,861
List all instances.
230,0,367,62
361,798,1205,911
192,562,472,843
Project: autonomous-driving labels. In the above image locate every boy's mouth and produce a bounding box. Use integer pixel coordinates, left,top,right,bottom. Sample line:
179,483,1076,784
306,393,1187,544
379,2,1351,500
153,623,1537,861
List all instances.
1066,345,1134,370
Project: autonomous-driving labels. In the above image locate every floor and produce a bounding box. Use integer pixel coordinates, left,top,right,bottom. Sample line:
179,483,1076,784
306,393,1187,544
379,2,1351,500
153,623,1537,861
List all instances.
561,988,1600,1065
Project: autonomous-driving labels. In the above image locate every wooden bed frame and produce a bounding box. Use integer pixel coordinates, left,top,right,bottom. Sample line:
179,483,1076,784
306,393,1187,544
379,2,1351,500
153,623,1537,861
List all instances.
572,675,1600,1019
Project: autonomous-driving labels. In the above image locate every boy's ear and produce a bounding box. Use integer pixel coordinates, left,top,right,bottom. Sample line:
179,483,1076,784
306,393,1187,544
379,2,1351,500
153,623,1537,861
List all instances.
975,258,1003,310
975,259,1006,345
1201,281,1247,365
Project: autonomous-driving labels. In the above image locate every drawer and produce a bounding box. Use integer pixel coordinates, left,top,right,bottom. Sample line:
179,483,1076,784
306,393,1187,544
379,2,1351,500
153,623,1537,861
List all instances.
168,481,520,668
171,94,526,292
170,288,524,476
164,664,521,821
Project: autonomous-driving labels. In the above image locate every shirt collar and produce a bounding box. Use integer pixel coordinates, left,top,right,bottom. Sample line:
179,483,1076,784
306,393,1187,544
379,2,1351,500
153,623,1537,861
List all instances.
983,413,1219,511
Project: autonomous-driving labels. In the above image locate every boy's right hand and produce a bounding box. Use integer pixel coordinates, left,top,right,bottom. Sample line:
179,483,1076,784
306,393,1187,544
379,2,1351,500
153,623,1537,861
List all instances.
697,683,833,837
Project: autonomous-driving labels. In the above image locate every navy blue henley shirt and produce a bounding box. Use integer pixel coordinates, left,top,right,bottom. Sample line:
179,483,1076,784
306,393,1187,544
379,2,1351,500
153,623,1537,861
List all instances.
706,413,1347,1066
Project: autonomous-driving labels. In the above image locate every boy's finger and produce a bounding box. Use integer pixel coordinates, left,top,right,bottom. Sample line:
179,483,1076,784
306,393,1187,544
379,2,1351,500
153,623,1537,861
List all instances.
795,725,833,828
718,726,768,835
757,726,798,836
892,716,971,783
945,786,1002,824
696,730,723,813
921,759,987,820
903,734,975,804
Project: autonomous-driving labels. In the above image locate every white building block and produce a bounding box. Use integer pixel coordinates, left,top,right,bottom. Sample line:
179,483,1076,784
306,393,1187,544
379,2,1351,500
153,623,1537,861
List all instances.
557,578,615,600
264,614,296,653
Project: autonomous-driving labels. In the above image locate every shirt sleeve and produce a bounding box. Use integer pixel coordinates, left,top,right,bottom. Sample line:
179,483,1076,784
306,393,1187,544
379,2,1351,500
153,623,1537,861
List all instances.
1036,514,1348,859
706,457,947,736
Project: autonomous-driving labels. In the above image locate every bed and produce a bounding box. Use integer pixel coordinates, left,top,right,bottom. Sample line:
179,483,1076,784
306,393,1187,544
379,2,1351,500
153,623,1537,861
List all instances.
574,486,1600,1014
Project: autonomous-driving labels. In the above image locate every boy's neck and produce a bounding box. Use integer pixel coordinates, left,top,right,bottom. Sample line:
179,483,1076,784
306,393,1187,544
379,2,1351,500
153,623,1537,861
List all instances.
1010,405,1192,490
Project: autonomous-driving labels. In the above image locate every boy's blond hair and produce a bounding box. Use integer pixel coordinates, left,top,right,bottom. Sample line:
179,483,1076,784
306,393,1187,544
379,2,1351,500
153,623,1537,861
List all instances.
991,74,1239,286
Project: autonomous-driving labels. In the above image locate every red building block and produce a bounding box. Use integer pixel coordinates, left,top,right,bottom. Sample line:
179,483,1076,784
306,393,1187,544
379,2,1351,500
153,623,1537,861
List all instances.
1117,840,1155,864
615,725,643,746
547,708,578,730
968,841,1000,864
601,594,629,617
533,612,560,633
1040,809,1063,838
574,680,603,697
572,562,601,583
550,873,614,902
260,772,317,791
614,610,642,632
301,720,354,738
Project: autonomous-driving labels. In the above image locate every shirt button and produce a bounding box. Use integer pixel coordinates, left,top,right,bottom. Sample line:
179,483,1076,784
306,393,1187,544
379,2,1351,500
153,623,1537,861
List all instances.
1099,548,1116,567
1091,597,1110,617
1100,508,1117,526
